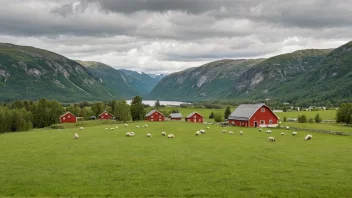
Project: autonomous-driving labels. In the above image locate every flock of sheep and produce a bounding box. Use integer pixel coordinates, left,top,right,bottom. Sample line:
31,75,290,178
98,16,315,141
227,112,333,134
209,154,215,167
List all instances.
73,124,313,142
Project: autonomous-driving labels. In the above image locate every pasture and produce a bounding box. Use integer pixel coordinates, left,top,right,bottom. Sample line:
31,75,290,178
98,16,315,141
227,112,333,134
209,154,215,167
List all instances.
0,121,351,197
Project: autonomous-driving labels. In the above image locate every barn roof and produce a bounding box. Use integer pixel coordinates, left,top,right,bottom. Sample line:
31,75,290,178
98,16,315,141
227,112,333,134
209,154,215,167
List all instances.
98,110,113,117
228,103,278,120
60,111,76,118
186,112,204,118
145,110,164,117
169,113,182,118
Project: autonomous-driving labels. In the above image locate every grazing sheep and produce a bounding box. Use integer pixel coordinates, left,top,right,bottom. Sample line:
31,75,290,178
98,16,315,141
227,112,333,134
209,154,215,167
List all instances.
266,130,272,134
168,134,175,138
125,124,128,127
240,131,243,135
304,134,313,141
126,132,134,137
281,132,285,136
145,124,148,127
116,126,119,129
111,128,114,130
105,128,108,130
195,131,201,136
286,126,290,129
136,126,140,128
80,127,84,130
74,133,79,139
161,132,166,136
228,131,234,135
259,128,262,132
268,137,275,142
206,127,210,129
142,126,145,128
222,130,227,133
130,132,135,136
200,129,206,134
292,132,297,136
147,133,152,137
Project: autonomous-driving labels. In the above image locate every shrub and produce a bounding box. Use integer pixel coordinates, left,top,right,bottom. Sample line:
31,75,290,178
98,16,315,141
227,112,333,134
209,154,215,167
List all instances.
214,113,224,122
308,118,314,123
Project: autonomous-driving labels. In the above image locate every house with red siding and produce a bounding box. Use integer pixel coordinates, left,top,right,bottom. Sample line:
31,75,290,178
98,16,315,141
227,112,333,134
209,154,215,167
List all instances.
185,112,204,123
145,110,165,122
99,111,114,120
169,113,182,120
60,112,77,123
228,103,279,127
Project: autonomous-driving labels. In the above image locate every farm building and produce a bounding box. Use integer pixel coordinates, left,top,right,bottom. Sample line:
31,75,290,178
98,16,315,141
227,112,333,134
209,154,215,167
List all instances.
99,111,114,120
185,112,204,123
228,103,279,127
145,110,165,122
169,113,182,120
60,112,77,123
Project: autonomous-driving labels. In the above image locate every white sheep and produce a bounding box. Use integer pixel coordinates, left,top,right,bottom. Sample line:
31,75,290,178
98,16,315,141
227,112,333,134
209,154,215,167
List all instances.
161,132,166,136
195,131,201,136
304,134,313,141
105,128,108,130
125,124,128,127
142,126,145,128
74,133,79,139
80,127,84,130
281,132,285,136
228,131,234,135
147,133,152,137
200,129,206,134
266,130,272,134
136,126,140,128
286,126,290,130
111,128,114,130
206,127,210,129
126,132,134,137
130,132,135,136
145,124,148,127
115,126,119,129
268,137,275,142
222,130,227,133
240,131,243,135
168,134,175,138
292,132,297,136
259,128,262,132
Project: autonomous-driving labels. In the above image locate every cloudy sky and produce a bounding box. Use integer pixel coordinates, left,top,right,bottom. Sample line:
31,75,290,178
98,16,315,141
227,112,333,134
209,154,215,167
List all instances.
0,0,351,74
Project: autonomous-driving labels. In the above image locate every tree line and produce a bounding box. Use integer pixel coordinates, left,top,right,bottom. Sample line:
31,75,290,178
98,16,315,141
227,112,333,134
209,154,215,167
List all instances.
0,96,147,133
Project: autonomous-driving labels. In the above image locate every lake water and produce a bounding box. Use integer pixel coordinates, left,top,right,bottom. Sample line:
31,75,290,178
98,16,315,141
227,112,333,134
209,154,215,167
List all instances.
126,100,189,106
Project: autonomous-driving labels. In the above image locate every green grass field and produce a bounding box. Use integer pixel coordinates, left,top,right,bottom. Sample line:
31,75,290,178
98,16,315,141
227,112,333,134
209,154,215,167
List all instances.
1,121,351,197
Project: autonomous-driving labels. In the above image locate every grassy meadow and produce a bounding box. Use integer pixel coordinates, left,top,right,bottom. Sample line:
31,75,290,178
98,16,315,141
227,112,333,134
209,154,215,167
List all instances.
1,121,351,197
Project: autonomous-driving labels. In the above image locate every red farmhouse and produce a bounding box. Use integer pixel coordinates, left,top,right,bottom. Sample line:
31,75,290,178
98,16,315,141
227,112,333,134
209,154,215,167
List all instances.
228,103,279,127
185,112,204,123
60,112,77,123
169,113,182,120
99,111,114,120
145,110,165,122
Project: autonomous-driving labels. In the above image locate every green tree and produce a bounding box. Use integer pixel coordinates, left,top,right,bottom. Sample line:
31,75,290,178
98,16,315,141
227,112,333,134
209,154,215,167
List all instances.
209,112,214,119
91,102,105,117
308,118,314,123
224,106,231,119
214,113,224,122
298,115,307,123
114,100,131,122
336,103,352,123
283,117,287,122
154,100,161,109
314,113,322,123
130,96,145,121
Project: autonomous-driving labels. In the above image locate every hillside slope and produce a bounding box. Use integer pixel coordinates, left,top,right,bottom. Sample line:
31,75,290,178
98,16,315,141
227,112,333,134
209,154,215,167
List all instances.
0,43,120,102
148,59,265,101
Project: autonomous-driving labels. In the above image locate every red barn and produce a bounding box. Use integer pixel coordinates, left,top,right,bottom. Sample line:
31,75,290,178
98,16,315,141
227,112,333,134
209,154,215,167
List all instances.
60,112,77,123
99,111,114,120
145,110,165,122
228,103,279,127
185,112,204,123
169,113,182,120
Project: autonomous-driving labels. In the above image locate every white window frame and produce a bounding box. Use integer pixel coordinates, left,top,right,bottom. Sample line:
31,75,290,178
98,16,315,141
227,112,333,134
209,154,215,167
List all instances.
269,120,273,124
261,108,265,112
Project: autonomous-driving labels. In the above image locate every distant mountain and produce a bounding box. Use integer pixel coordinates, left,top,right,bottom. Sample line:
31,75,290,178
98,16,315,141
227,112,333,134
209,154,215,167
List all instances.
228,49,333,101
148,59,265,101
119,69,166,96
77,61,144,98
0,43,122,102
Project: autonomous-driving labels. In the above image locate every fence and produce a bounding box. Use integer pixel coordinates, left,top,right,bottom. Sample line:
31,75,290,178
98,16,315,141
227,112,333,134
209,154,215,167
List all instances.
287,127,351,136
